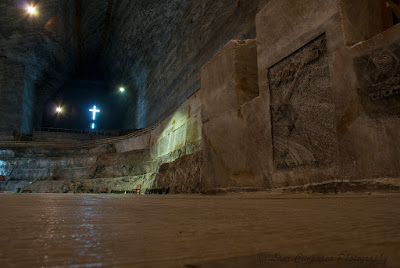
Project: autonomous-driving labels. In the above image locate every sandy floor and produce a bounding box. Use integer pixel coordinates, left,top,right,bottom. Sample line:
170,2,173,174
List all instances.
0,193,399,267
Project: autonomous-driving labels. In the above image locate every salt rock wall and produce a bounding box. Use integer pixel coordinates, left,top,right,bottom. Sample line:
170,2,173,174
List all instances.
0,58,24,140
103,0,270,129
339,24,400,179
201,39,272,189
1,0,270,137
0,92,202,193
153,151,202,194
200,0,400,189
0,143,154,192
0,144,120,192
0,0,78,135
256,0,400,184
3,0,399,193
148,91,202,168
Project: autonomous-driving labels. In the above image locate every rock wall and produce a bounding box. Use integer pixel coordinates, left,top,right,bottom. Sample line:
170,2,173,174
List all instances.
257,0,400,184
256,1,342,186
0,0,78,135
200,0,400,189
103,0,270,129
2,0,399,193
0,58,24,139
0,92,202,192
153,151,202,194
337,24,400,179
201,39,271,190
1,0,270,137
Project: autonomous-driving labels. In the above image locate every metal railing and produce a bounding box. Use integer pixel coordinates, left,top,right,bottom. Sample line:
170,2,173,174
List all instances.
33,127,120,137
0,89,201,150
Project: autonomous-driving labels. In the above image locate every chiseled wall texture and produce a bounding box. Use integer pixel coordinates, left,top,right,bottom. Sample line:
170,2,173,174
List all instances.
103,0,270,129
2,0,399,193
1,0,270,136
255,0,342,187
0,0,78,134
149,91,201,160
255,0,400,185
0,92,202,193
200,0,400,189
338,24,400,179
0,58,24,139
200,39,271,189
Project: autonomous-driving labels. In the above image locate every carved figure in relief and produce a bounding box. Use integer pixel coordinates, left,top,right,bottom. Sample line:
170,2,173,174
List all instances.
269,35,337,170
364,49,399,86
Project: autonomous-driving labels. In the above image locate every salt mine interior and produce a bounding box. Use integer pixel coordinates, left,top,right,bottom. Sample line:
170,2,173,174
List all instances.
0,0,400,267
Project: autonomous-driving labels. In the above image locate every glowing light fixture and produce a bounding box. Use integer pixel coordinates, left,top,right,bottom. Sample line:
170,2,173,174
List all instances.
119,87,125,93
92,123,95,129
56,107,62,113
89,105,100,121
26,5,37,15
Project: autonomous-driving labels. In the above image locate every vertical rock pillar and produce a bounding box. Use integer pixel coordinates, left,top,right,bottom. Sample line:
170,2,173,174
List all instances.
200,39,271,190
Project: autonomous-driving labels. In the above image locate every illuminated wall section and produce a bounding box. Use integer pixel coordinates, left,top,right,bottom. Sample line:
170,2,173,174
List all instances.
149,91,202,161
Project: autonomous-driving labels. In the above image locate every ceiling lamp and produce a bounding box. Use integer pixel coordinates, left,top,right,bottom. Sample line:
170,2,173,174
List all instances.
26,5,37,16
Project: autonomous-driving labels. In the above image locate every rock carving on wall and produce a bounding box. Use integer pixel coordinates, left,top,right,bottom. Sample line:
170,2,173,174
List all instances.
268,34,337,170
355,42,400,117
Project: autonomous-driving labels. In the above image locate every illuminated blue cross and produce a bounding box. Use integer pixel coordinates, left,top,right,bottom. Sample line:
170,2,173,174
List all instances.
89,105,100,121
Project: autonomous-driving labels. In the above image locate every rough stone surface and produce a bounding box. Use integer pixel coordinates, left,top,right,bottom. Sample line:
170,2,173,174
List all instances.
201,40,271,189
0,145,154,193
0,0,78,134
353,42,400,118
253,0,344,187
0,58,24,137
0,93,203,193
153,151,202,194
335,24,400,179
2,0,400,194
22,174,155,194
103,0,270,128
255,0,400,185
201,39,259,123
149,91,202,161
198,0,400,189
339,0,385,45
268,34,337,170
0,0,271,134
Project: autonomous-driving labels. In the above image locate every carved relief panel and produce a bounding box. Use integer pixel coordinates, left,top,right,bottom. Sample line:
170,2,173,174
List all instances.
268,34,338,170
354,42,400,117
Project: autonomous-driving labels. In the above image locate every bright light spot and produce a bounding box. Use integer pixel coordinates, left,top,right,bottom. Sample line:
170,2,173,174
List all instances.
89,106,100,121
26,5,37,15
92,123,95,129
56,107,62,113
119,87,125,93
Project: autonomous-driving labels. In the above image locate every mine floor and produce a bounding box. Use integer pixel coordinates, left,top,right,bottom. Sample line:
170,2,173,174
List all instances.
0,193,399,267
